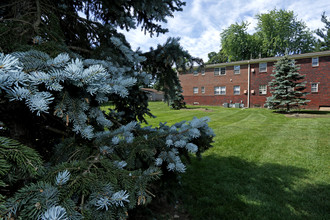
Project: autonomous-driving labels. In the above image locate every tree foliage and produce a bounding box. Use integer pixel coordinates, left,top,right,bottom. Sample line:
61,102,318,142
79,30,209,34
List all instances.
265,55,309,112
0,0,215,219
207,50,228,64
220,22,260,61
0,49,214,220
209,9,317,63
142,37,202,103
0,0,185,54
315,12,330,51
256,9,315,57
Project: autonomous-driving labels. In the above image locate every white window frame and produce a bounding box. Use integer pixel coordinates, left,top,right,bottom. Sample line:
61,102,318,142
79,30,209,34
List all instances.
201,86,205,93
234,85,240,95
201,69,205,75
214,67,226,76
193,87,198,94
234,65,240,74
193,70,198,76
312,57,319,67
259,63,267,72
214,86,226,95
311,83,318,92
259,85,267,95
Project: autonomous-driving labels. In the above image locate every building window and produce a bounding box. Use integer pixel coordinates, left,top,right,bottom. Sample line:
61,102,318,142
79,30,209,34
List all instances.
311,83,318,92
214,68,219,76
193,87,198,94
214,86,226,95
201,86,205,93
234,85,240,95
193,70,198,76
214,67,226,75
259,85,267,95
220,67,226,75
234,65,240,74
259,63,267,72
312,57,319,67
201,69,205,75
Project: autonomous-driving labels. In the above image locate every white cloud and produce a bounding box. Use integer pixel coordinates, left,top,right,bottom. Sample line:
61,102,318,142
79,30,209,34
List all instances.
121,0,330,62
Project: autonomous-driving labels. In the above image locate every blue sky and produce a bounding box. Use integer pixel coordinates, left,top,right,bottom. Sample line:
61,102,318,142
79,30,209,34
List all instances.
121,0,330,62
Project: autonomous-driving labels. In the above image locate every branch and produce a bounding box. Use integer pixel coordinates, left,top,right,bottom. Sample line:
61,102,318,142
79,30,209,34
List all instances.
67,46,92,54
2,18,33,26
33,0,41,34
0,0,26,9
83,153,101,175
44,125,68,136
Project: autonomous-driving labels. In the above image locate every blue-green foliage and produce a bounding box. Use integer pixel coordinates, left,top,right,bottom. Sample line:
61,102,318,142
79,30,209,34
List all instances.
0,49,214,219
40,206,68,220
55,170,71,186
265,55,309,112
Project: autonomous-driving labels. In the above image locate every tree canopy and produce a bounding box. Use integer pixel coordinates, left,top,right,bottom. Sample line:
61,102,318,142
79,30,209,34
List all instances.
0,0,199,119
206,50,228,64
256,9,315,57
315,12,330,51
220,21,259,61
0,0,185,55
208,9,319,63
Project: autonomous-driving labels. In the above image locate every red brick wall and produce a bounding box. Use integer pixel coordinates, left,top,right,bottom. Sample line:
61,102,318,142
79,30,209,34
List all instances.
249,62,274,107
297,56,330,109
179,55,330,109
179,65,248,106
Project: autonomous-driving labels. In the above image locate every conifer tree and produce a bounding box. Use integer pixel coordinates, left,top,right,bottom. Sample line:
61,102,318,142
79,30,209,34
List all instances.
170,87,186,110
0,1,215,219
266,55,309,112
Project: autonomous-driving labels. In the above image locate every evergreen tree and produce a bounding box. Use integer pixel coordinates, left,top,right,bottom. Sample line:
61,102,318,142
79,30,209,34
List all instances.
0,49,214,219
266,55,309,112
142,37,202,103
0,1,214,219
170,87,186,110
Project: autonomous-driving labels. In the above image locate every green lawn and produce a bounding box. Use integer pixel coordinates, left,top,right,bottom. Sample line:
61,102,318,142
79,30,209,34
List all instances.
144,102,330,220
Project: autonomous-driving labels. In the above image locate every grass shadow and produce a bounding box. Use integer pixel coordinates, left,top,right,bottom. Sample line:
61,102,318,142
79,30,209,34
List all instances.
181,156,329,220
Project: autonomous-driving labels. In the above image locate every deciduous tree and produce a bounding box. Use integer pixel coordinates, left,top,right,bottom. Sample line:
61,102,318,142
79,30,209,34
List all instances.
315,12,330,51
256,9,315,57
220,21,260,61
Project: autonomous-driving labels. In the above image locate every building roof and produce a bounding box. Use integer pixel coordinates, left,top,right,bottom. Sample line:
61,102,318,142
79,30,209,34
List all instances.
206,50,330,68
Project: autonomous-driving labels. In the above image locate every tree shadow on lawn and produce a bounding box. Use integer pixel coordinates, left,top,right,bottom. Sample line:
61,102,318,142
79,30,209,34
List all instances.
181,156,329,220
273,110,330,115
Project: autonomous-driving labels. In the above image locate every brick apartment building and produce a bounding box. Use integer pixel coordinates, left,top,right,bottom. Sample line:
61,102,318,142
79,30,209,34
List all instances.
179,50,330,110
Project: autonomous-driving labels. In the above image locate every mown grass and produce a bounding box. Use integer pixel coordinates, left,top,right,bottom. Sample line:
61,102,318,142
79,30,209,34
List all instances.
144,102,330,220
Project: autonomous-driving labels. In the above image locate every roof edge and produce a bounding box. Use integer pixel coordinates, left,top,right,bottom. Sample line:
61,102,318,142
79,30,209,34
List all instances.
206,50,330,68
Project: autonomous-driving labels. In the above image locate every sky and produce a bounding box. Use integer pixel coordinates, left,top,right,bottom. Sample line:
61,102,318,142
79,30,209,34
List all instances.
121,0,330,62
